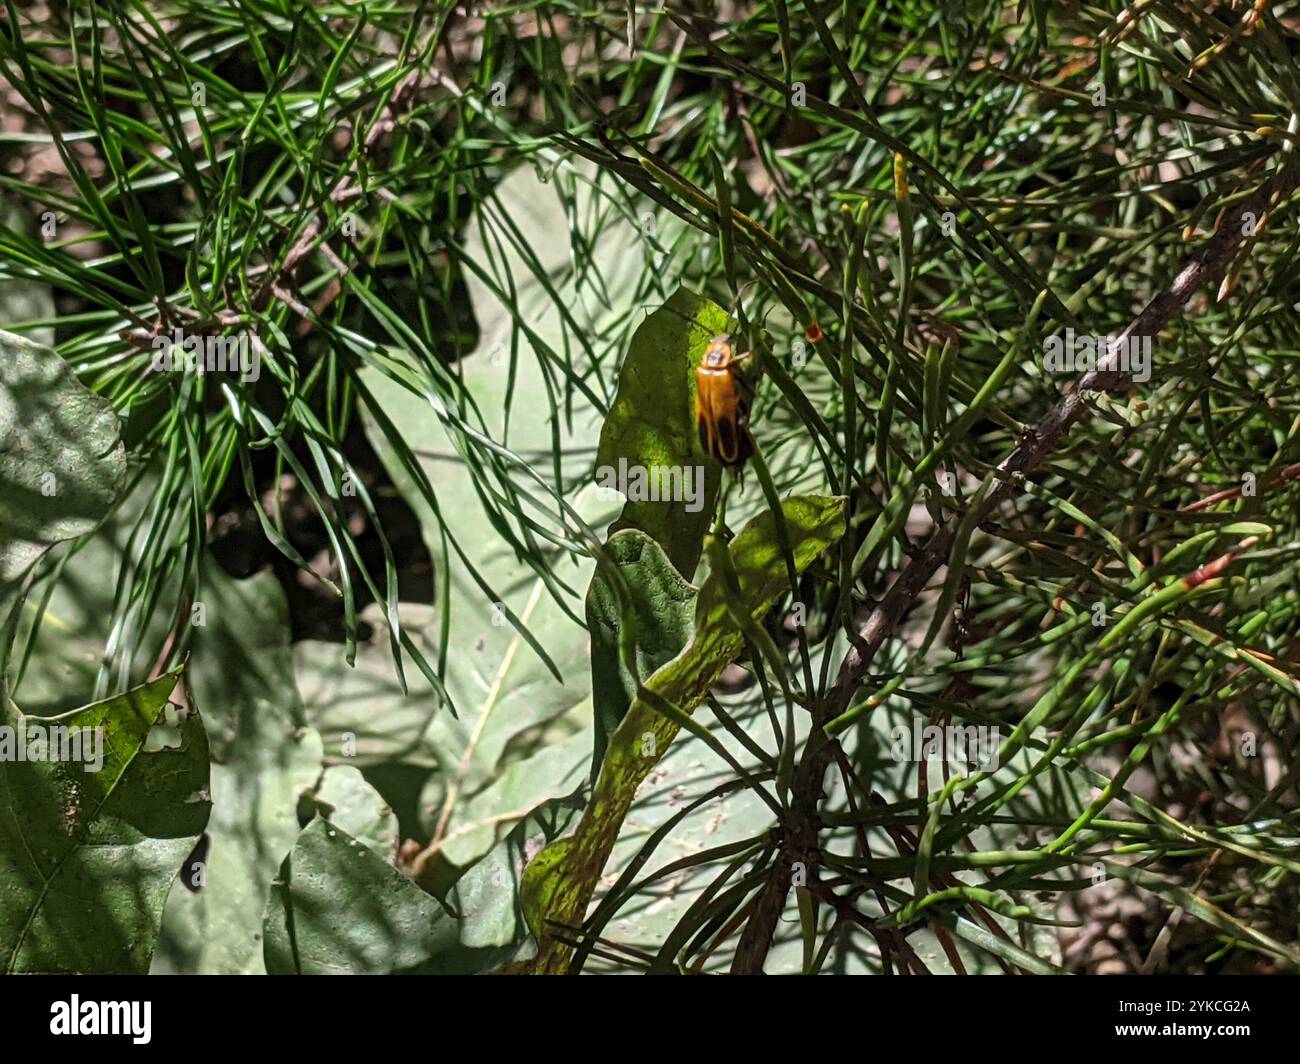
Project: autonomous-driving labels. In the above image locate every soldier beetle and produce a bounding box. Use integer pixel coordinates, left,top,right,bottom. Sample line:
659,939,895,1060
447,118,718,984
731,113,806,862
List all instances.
650,287,764,476
695,332,755,474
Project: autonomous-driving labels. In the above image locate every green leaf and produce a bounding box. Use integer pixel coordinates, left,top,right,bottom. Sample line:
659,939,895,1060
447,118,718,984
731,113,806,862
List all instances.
10,481,174,712
297,600,592,878
8,472,320,975
586,530,697,774
266,774,533,975
0,669,210,973
0,330,126,582
521,836,579,944
0,329,126,700
295,603,445,769
451,796,583,965
424,727,591,875
344,161,641,867
307,765,399,856
153,566,322,975
598,286,731,577
523,493,847,972
262,818,461,975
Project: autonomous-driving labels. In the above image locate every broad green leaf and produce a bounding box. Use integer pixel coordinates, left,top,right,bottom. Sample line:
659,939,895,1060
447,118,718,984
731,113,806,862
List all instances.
422,727,591,877
0,329,125,701
297,599,592,878
0,669,210,973
586,530,697,775
521,836,579,945
450,796,583,969
153,566,322,975
598,287,731,577
10,488,174,713
8,480,323,976
0,330,125,582
307,765,398,856
332,163,645,874
523,493,846,972
266,801,571,976
295,603,445,769
263,818,462,975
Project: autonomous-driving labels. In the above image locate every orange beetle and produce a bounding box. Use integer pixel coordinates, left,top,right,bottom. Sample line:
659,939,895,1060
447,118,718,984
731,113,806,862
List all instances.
695,333,754,473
